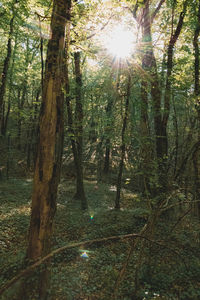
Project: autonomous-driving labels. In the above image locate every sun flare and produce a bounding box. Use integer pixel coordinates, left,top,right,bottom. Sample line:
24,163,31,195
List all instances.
103,25,136,59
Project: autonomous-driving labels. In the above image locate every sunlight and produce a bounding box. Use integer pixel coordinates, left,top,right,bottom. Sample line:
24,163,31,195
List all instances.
103,24,136,59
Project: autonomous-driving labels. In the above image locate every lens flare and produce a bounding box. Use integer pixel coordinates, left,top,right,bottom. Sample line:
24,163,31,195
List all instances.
101,24,136,59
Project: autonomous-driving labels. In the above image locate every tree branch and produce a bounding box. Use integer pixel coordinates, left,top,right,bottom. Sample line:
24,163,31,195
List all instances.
151,0,165,22
0,231,155,296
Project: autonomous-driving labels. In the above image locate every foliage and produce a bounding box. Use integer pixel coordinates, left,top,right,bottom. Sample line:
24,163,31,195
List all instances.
0,179,200,299
0,0,200,298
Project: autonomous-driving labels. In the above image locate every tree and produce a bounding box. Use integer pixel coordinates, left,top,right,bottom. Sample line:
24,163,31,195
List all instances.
115,74,131,209
132,0,187,198
192,0,200,219
0,0,17,130
19,0,72,298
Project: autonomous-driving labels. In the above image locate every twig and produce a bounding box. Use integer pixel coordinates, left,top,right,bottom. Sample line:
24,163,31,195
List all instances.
170,206,193,233
87,14,113,40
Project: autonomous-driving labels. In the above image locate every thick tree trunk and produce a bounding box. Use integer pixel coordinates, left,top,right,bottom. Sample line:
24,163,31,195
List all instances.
19,1,71,298
27,0,69,262
115,75,130,209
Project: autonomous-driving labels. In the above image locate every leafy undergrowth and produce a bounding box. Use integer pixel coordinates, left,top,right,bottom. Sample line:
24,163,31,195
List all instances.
0,179,31,284
0,178,200,299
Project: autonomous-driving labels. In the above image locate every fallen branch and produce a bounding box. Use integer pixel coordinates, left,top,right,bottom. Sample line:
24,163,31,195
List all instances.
0,232,155,296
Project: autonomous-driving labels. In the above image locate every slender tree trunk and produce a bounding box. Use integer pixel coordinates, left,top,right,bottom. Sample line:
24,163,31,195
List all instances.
0,8,15,128
97,137,104,184
193,0,200,219
37,14,44,91
172,93,179,176
162,1,187,157
139,3,153,194
64,0,87,210
139,0,164,196
65,53,88,209
17,38,30,150
73,51,87,209
18,1,72,299
6,134,11,179
32,89,41,168
103,97,114,175
115,75,131,209
140,0,186,195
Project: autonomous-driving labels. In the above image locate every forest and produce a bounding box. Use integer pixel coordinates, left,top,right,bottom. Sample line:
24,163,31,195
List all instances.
0,0,200,299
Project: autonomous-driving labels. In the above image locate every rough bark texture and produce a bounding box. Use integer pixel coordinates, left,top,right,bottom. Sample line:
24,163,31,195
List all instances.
24,0,71,298
27,0,69,260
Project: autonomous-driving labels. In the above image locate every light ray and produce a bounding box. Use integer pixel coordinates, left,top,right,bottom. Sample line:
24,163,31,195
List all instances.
100,24,136,59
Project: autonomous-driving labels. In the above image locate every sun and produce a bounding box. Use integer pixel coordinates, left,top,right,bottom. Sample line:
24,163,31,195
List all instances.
101,24,136,59
107,25,135,58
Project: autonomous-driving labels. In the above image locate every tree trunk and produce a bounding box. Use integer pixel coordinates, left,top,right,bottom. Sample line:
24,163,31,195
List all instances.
139,2,153,195
73,51,87,209
103,97,114,175
65,52,88,209
193,0,200,219
0,5,15,128
96,137,104,184
20,1,71,298
115,75,131,209
162,1,187,157
140,0,186,195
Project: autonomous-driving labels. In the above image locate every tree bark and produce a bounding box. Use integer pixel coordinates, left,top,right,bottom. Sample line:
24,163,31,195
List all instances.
103,96,114,175
139,0,153,195
193,0,200,219
139,0,186,195
65,52,88,210
21,0,71,298
0,1,16,128
115,75,131,209
64,1,87,210
162,1,187,157
73,51,88,209
0,32,18,135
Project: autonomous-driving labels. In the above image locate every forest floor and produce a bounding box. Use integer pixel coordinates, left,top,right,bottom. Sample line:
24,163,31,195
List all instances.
0,177,200,300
